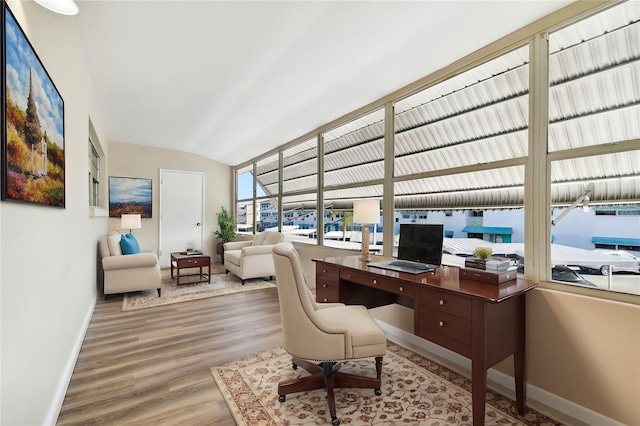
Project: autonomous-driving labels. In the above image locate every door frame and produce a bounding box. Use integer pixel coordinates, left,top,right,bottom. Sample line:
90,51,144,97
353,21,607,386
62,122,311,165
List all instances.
158,169,205,262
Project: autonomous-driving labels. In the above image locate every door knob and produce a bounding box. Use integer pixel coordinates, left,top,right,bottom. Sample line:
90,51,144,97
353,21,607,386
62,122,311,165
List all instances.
196,223,201,226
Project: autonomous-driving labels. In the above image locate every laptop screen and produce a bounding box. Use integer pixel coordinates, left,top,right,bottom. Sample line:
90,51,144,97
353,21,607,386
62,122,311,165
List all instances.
397,224,444,265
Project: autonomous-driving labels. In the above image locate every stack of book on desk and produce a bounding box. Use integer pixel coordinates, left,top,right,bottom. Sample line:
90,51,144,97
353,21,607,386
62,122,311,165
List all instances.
485,259,511,273
464,258,487,270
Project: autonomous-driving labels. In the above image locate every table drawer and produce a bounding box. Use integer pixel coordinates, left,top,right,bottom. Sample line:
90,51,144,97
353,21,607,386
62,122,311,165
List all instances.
316,262,339,280
419,307,472,345
419,287,471,320
176,257,210,268
340,269,414,297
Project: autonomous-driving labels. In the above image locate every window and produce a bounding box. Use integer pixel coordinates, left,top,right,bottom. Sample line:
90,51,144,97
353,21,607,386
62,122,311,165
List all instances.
547,1,640,295
88,118,105,215
282,193,317,245
393,45,528,266
232,2,638,301
88,138,100,207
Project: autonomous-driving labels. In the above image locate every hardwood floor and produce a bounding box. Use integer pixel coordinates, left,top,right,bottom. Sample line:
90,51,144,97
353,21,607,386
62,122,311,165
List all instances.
57,287,282,425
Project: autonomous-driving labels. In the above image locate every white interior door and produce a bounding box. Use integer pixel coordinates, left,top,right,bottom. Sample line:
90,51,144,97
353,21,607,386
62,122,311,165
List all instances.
159,169,204,268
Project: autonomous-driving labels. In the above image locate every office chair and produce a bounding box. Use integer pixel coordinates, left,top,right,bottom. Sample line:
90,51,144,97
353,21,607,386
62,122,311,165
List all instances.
272,242,387,426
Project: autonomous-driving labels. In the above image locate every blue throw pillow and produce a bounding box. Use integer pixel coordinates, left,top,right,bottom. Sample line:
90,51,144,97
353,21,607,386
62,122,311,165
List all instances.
120,233,140,255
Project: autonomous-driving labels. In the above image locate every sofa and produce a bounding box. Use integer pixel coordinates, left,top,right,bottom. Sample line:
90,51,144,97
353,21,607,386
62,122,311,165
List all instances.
223,231,285,284
99,231,162,299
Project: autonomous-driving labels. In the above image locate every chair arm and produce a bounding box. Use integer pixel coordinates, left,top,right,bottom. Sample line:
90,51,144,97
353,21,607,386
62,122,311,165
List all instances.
241,245,276,256
102,253,158,270
224,240,252,251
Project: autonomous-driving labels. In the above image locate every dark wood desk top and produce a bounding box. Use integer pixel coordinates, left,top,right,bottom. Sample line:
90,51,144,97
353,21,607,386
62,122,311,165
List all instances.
313,255,537,303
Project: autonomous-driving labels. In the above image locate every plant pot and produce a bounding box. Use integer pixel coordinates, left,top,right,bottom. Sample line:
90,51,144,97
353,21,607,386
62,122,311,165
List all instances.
217,241,225,262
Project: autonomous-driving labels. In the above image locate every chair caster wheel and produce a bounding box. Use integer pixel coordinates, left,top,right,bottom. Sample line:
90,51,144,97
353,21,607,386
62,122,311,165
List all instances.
292,363,298,370
331,416,340,426
374,388,382,396
278,395,286,403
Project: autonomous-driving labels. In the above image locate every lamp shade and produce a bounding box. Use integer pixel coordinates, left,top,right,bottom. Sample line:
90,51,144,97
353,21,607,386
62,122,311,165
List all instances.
33,0,79,15
352,199,379,224
121,214,142,230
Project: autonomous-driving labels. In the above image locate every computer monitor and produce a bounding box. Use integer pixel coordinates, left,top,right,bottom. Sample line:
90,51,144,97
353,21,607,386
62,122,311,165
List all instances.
397,223,444,266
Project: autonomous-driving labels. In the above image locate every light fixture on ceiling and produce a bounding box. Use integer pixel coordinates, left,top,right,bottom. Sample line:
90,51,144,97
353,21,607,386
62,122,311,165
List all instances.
33,0,79,15
353,199,380,263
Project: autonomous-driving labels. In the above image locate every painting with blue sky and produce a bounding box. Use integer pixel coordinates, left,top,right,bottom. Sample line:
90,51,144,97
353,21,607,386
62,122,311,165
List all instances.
3,4,65,207
109,177,153,218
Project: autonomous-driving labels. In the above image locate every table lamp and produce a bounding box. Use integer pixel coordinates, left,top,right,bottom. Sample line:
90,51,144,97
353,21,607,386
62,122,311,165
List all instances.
121,214,142,234
353,199,379,262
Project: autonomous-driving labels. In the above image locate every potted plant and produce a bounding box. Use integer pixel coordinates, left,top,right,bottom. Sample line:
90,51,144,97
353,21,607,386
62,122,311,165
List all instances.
214,206,236,260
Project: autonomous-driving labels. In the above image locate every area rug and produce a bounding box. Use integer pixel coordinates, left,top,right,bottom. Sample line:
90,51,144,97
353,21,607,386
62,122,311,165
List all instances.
122,266,276,311
211,341,563,426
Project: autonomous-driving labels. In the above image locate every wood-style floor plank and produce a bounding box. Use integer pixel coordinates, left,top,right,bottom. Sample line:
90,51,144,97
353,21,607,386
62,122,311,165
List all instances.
57,286,282,426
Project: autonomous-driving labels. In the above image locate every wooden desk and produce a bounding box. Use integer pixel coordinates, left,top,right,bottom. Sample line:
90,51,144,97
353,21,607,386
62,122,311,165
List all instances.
314,255,538,426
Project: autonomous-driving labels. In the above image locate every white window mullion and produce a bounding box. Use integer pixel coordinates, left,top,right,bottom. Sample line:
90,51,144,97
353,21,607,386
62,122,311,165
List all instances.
526,33,551,282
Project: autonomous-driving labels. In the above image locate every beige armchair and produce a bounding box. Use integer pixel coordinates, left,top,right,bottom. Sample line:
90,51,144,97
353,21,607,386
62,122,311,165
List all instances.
223,231,284,284
99,231,162,299
272,242,387,426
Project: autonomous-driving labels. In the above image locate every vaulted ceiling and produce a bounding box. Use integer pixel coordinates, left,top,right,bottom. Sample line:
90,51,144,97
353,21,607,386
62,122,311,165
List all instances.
74,0,573,166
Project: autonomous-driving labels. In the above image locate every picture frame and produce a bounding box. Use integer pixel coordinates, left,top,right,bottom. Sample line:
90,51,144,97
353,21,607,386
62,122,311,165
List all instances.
109,176,152,218
1,3,65,207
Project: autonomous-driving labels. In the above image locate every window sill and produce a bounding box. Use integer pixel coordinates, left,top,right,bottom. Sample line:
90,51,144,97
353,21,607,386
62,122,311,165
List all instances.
89,206,109,217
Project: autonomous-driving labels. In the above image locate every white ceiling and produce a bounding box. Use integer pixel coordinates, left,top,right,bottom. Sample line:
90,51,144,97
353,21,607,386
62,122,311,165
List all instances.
74,0,573,166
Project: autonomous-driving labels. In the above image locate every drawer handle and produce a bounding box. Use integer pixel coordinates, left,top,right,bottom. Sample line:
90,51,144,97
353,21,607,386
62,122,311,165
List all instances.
439,321,444,327
323,298,328,302
322,284,327,288
372,279,378,285
439,300,444,305
347,274,352,278
323,269,327,273
399,286,404,292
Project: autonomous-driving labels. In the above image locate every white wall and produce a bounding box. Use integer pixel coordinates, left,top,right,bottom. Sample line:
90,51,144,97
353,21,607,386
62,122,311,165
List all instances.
0,2,108,424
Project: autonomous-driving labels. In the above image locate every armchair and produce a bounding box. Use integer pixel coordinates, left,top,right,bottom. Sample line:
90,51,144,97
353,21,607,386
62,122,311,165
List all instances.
272,242,387,426
99,231,162,299
223,231,284,284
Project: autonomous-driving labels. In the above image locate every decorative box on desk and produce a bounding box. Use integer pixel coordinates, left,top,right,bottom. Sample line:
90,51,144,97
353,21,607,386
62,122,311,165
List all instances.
459,267,517,284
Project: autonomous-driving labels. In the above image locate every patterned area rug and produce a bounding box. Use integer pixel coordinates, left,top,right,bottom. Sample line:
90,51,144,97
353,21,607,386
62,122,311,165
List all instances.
122,266,276,311
211,341,564,426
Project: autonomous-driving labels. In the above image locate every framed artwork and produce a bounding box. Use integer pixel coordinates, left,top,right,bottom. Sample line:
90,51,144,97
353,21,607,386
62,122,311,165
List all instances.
1,3,65,207
109,176,152,218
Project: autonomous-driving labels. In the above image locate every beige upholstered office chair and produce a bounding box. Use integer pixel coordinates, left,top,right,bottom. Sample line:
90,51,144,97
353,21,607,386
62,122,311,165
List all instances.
272,242,387,426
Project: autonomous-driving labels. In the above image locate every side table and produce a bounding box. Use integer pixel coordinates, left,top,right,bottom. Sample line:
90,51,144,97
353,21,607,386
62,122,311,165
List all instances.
170,252,211,285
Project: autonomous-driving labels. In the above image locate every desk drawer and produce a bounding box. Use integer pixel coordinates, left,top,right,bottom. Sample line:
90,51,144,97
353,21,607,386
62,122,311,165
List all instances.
316,279,339,297
316,288,339,304
340,269,414,297
417,328,472,358
419,288,471,320
419,307,472,345
316,263,339,280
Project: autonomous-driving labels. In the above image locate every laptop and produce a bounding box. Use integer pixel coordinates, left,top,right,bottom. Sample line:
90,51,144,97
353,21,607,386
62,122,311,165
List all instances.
368,224,444,274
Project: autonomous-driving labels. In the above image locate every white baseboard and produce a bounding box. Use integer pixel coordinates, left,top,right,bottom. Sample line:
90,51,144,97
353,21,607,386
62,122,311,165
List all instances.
376,320,625,426
44,298,96,426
